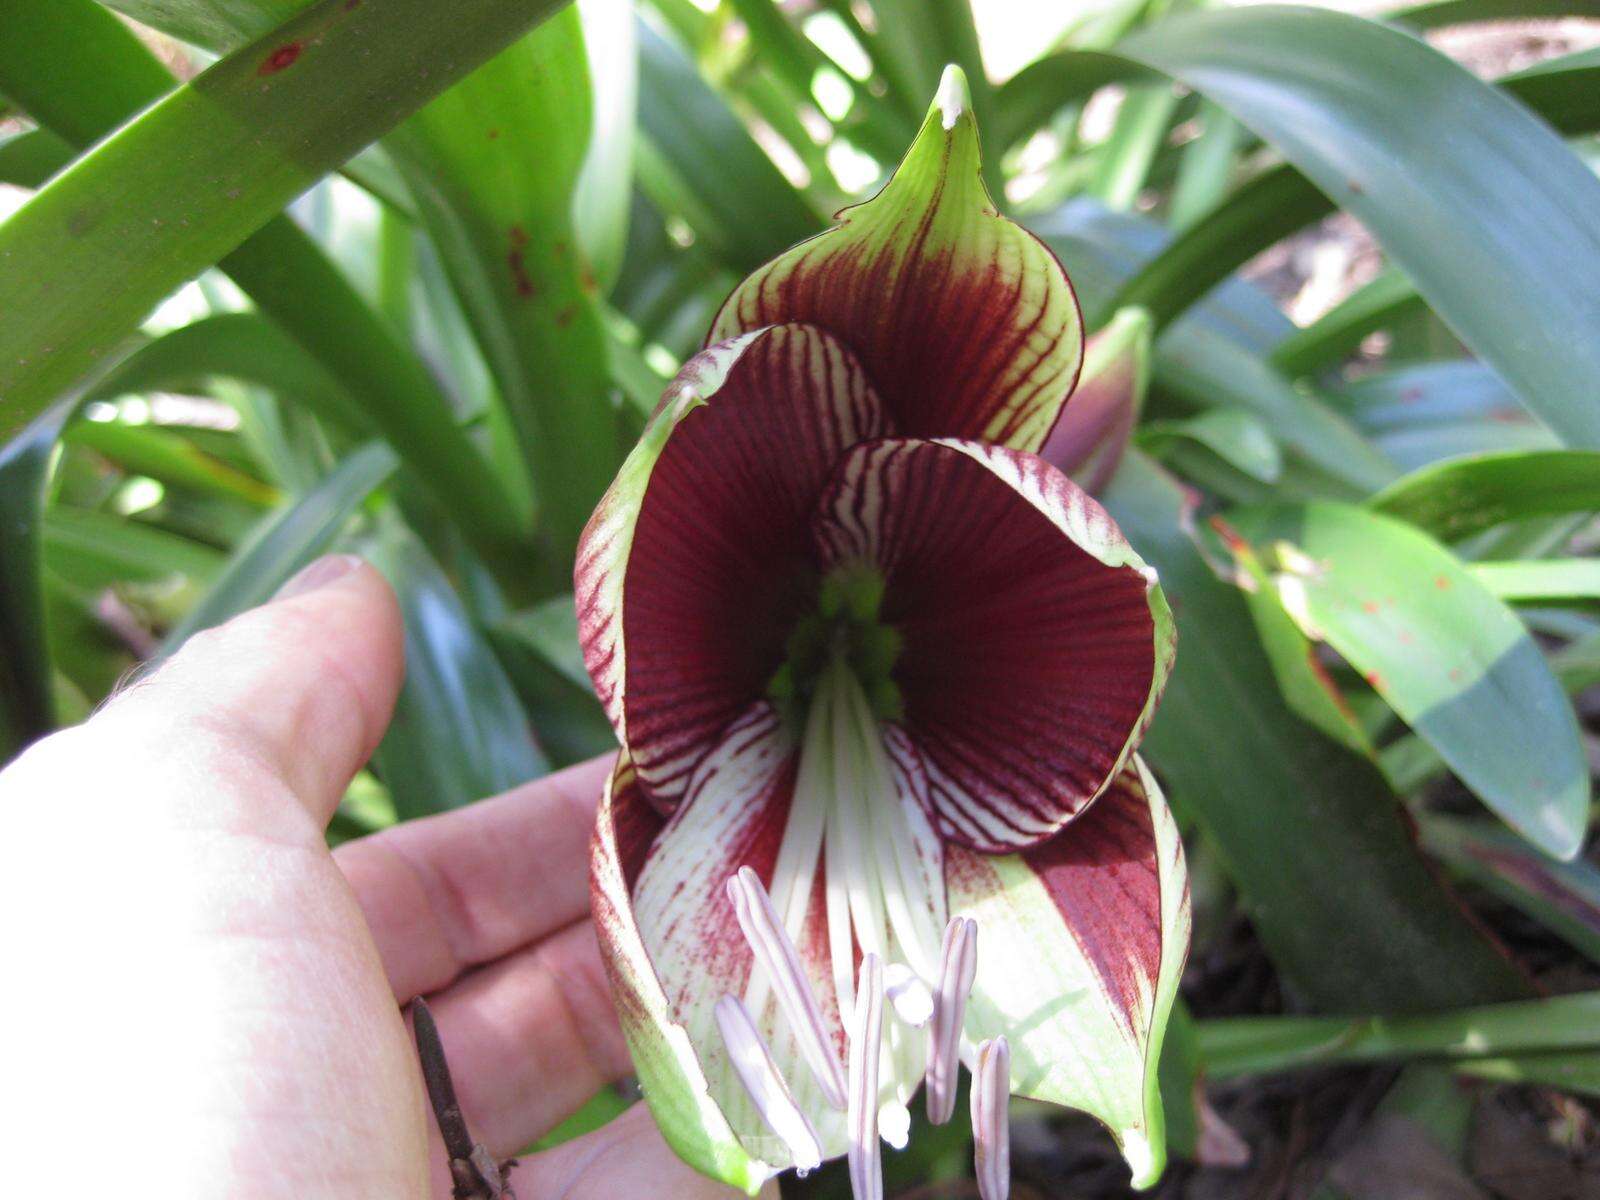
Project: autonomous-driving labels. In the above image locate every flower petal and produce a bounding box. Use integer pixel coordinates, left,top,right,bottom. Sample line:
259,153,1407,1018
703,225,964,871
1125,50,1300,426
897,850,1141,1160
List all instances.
813,437,1175,852
629,703,852,1165
1041,307,1153,494
945,757,1191,1189
575,324,886,805
591,752,775,1194
708,67,1083,453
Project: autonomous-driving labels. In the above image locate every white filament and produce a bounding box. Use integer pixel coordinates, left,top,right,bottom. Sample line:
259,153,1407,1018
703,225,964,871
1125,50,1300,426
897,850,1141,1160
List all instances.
714,994,823,1171
727,867,848,1110
848,954,885,1200
972,1037,1011,1200
925,916,978,1125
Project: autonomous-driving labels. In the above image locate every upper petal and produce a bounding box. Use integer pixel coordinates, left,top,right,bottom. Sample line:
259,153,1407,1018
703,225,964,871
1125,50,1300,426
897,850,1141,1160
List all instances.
945,756,1191,1188
812,437,1175,852
708,68,1084,453
576,324,887,805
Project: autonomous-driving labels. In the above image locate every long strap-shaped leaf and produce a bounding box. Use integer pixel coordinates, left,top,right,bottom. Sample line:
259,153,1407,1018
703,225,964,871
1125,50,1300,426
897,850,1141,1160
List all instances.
1094,12,1600,447
0,0,565,557
1104,452,1528,1011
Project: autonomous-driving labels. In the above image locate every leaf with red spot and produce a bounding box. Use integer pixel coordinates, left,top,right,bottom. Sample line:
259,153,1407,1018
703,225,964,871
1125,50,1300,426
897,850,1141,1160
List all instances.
946,757,1190,1188
1227,501,1589,860
708,66,1084,454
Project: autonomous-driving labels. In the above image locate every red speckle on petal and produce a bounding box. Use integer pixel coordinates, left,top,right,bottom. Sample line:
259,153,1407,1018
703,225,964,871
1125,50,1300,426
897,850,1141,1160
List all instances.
507,225,535,298
1434,575,1452,590
258,41,303,75
1401,386,1424,403
1449,667,1464,683
556,303,579,327
1361,600,1380,614
343,0,361,9
487,127,501,140
1365,670,1385,689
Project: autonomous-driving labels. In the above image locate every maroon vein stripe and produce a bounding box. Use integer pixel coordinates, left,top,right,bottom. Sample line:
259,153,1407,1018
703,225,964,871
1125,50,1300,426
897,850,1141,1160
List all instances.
812,439,1157,852
620,326,887,804
1018,765,1166,1041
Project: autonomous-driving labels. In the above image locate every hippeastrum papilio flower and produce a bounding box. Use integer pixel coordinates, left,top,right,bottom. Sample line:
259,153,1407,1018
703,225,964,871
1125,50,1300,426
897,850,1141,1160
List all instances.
579,67,1189,1199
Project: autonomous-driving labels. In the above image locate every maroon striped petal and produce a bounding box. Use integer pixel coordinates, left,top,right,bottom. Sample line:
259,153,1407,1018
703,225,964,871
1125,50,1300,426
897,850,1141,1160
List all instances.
812,437,1175,852
591,751,777,1192
945,757,1191,1187
1040,307,1153,494
707,68,1083,453
627,704,852,1165
575,324,886,806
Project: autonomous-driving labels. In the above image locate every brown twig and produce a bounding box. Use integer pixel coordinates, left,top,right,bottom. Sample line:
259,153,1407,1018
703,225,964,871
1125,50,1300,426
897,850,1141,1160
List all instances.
410,997,517,1200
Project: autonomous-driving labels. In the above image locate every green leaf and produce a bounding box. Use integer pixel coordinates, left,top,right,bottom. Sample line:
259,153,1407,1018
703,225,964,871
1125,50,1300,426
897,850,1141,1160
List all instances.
1470,559,1600,606
1152,330,1397,497
1103,451,1528,1011
635,17,821,274
1140,411,1282,484
1369,450,1600,541
0,126,74,189
1198,991,1600,1079
573,0,638,293
488,599,617,768
1421,816,1600,967
79,313,367,438
160,442,398,656
0,0,562,460
43,507,226,589
63,420,280,508
365,522,548,819
1227,502,1590,859
1168,101,1245,231
1268,267,1425,377
1390,0,1600,31
386,10,625,579
0,407,68,758
1105,9,1600,446
0,0,542,573
1088,84,1180,211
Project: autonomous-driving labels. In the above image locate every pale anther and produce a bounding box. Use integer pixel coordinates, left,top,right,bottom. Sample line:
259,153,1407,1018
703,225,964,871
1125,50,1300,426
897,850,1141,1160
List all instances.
971,1036,1011,1200
883,962,934,1028
848,953,885,1200
925,915,977,1125
713,994,823,1171
727,867,849,1109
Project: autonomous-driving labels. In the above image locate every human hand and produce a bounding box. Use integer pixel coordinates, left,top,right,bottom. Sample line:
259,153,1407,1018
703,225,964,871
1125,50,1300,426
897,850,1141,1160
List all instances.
0,555,769,1199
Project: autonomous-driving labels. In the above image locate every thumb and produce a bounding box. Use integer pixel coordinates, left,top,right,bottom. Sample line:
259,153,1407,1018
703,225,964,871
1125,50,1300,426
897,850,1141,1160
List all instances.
97,553,405,827
0,555,422,1198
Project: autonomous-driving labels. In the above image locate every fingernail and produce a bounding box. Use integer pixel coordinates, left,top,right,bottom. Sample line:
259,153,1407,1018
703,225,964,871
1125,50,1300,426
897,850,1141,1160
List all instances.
276,554,363,600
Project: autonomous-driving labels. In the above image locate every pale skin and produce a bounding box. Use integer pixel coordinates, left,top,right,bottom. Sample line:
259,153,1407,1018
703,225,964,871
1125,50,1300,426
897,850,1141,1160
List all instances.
0,555,776,1199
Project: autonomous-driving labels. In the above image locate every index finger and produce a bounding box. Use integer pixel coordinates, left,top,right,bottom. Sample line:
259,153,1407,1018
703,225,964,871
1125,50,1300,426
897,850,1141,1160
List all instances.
336,754,615,1001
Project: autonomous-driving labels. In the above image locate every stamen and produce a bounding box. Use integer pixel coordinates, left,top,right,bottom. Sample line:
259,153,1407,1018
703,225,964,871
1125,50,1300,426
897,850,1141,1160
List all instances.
848,954,885,1200
925,916,978,1125
883,962,933,1028
713,994,823,1171
728,867,848,1110
971,1036,1011,1200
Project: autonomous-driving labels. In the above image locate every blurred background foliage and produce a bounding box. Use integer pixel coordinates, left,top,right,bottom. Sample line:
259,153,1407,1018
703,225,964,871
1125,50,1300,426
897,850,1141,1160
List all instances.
3,0,1600,1194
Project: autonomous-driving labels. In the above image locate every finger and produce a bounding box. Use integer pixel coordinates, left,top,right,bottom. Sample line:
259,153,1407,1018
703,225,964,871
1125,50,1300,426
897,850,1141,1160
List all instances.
417,919,630,1158
492,1104,780,1200
1,556,422,1195
95,553,406,828
337,755,614,1000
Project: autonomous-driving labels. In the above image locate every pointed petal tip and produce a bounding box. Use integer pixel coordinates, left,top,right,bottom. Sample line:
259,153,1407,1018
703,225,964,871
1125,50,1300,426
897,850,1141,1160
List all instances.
935,64,970,130
1120,1127,1161,1191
